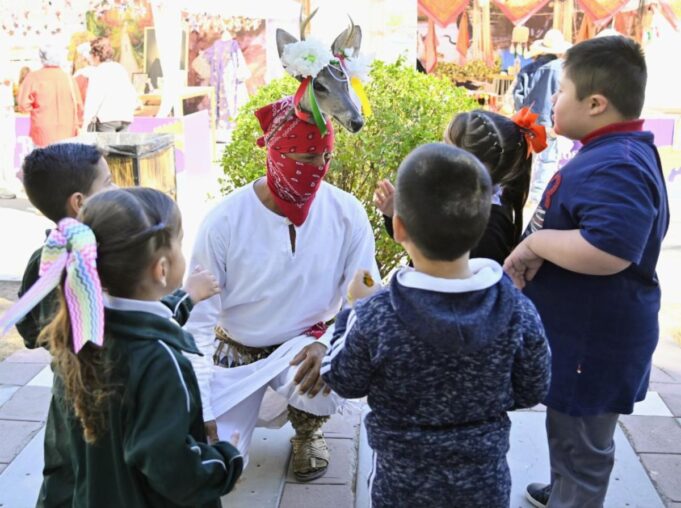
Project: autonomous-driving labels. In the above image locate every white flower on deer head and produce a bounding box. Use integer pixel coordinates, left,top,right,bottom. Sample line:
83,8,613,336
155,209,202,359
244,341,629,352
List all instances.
281,39,334,79
341,52,371,83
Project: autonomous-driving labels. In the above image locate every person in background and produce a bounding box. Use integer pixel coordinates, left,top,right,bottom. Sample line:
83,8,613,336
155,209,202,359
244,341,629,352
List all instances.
0,42,18,199
17,45,82,147
374,109,547,265
513,29,573,203
82,37,138,133
73,42,96,109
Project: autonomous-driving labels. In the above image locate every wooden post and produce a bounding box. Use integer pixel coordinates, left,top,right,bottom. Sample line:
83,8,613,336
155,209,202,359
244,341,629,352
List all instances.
302,0,312,38
472,0,483,61
553,0,574,42
481,0,492,66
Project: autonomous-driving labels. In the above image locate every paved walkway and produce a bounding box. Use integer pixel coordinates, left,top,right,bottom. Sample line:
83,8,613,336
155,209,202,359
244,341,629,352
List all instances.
0,346,679,507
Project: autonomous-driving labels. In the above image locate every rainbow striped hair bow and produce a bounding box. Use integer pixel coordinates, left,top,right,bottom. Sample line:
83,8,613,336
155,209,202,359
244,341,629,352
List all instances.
0,218,104,353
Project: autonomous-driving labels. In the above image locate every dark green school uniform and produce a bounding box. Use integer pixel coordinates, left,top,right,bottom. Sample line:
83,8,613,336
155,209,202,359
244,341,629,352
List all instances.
56,302,241,508
16,246,58,349
35,291,209,508
15,244,71,508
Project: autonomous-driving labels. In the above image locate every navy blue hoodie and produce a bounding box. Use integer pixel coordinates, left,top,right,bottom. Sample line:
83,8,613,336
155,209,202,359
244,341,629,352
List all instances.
322,260,551,462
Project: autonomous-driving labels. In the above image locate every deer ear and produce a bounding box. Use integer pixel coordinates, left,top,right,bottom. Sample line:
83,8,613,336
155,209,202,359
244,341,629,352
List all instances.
331,25,362,57
276,29,298,60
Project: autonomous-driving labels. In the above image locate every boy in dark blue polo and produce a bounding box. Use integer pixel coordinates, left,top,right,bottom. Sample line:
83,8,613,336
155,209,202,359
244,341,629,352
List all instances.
323,144,551,507
504,36,669,508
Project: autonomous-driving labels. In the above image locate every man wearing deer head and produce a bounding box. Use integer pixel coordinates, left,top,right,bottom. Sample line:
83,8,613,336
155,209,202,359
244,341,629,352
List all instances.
184,19,378,482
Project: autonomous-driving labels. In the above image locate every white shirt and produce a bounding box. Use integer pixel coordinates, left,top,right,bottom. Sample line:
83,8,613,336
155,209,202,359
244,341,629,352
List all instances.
82,61,138,124
102,293,173,319
184,180,379,421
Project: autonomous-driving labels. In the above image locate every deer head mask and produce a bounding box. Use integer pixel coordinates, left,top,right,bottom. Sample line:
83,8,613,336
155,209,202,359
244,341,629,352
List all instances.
276,11,365,134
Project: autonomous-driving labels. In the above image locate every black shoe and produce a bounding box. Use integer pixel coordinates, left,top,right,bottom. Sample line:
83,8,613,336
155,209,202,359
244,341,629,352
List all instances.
0,188,16,199
525,483,551,507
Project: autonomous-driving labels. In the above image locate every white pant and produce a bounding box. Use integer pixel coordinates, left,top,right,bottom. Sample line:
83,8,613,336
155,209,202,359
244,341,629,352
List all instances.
210,335,342,464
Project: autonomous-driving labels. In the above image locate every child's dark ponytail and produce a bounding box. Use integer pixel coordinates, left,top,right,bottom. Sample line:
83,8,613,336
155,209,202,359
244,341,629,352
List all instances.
39,188,181,443
445,110,532,244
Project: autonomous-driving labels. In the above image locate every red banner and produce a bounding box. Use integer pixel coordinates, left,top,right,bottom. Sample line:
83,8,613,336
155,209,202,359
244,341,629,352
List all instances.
577,0,630,22
418,0,470,27
492,0,551,25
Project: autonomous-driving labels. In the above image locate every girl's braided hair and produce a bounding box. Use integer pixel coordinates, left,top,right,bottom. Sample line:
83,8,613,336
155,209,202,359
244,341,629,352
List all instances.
444,110,532,243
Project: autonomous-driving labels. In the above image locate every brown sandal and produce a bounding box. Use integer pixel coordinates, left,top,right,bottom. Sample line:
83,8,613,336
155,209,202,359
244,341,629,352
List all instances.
290,431,330,482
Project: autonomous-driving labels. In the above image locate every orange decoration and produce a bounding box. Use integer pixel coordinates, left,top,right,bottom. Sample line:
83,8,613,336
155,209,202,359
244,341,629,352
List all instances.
419,0,471,27
492,0,550,25
577,0,630,22
457,11,470,65
512,107,548,157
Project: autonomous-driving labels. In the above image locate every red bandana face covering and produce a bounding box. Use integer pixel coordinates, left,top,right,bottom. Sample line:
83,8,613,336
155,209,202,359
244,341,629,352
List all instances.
255,96,335,226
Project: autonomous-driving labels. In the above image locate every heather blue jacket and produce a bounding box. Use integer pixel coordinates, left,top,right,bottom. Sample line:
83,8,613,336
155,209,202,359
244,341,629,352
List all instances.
520,58,562,127
322,262,551,462
513,54,558,113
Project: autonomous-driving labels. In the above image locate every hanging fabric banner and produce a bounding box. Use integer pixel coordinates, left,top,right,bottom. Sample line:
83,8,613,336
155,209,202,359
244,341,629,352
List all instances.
457,11,470,64
424,17,438,72
576,12,596,42
492,0,550,26
577,0,630,23
418,0,471,27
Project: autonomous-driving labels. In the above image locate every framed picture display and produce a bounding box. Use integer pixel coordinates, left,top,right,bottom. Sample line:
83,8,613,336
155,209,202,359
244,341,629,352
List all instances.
143,27,188,89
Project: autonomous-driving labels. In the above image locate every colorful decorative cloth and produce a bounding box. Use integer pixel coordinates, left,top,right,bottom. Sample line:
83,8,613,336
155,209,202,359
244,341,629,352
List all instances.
492,0,551,26
0,218,104,353
255,96,334,227
204,39,250,131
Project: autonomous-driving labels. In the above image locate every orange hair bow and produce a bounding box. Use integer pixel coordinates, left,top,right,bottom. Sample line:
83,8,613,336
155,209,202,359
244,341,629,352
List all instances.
511,107,548,157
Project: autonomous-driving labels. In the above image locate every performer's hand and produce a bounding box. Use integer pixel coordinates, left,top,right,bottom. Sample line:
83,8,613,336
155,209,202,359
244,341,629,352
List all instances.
204,420,219,445
503,237,544,289
373,179,395,217
348,270,381,305
290,342,332,397
184,266,220,303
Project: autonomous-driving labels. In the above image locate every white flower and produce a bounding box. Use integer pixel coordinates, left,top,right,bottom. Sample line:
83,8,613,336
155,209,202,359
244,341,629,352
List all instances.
281,39,334,78
342,53,372,83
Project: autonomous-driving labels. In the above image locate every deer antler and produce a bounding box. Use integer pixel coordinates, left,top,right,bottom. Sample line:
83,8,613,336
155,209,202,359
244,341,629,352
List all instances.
299,7,319,41
338,16,357,55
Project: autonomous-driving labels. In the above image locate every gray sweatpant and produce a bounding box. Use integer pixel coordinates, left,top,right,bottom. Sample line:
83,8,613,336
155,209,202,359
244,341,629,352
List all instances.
546,407,619,508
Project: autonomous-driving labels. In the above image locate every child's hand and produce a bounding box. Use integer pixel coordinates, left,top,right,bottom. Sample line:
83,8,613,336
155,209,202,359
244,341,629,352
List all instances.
348,270,381,305
184,266,219,304
204,420,219,445
373,179,395,217
503,238,544,289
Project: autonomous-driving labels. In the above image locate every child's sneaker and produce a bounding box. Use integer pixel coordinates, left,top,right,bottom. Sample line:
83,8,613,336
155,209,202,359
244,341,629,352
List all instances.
525,483,551,507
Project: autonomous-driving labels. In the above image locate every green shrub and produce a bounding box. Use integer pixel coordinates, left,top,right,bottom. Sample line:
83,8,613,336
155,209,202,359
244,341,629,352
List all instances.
220,60,478,275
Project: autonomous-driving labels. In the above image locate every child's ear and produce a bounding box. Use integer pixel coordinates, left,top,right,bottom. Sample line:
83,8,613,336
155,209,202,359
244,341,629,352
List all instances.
65,192,86,218
393,214,409,245
152,256,169,288
588,94,609,116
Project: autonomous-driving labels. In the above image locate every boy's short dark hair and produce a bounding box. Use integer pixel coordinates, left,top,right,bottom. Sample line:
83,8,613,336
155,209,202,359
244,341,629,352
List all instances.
564,36,647,119
395,143,492,261
22,143,104,223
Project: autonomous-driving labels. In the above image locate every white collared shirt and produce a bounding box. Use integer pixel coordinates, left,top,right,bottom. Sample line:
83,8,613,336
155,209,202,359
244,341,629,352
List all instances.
103,293,173,320
184,181,379,421
396,258,504,293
